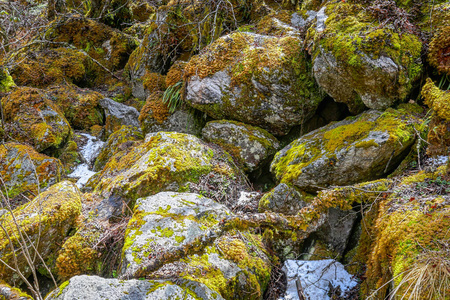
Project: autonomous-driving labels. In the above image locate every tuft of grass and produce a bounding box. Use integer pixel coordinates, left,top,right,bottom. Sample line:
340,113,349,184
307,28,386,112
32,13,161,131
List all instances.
162,81,183,113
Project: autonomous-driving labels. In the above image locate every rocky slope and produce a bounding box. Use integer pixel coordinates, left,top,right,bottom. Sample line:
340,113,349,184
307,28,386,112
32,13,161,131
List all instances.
0,0,449,299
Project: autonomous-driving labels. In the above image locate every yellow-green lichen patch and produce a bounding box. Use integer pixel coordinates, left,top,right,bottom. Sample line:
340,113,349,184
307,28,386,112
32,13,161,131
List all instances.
0,181,82,285
0,67,15,92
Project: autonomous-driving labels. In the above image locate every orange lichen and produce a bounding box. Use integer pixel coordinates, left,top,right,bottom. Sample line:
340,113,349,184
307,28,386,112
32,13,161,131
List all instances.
428,26,450,75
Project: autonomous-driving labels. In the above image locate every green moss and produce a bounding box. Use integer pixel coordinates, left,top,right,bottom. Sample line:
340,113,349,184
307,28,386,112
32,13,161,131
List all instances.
0,68,15,92
422,78,450,121
57,280,70,296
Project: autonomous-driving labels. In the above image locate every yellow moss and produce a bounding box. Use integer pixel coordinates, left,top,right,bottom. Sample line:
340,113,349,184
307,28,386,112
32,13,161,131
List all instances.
165,61,186,88
422,78,450,121
139,91,170,125
142,72,166,94
324,120,373,152
428,26,450,75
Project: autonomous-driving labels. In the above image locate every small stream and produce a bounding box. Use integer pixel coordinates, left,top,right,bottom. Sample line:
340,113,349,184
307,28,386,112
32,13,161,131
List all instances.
68,133,105,187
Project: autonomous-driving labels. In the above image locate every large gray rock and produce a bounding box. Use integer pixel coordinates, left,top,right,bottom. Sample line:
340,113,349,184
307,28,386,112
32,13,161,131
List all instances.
271,106,420,192
183,32,323,135
258,183,311,215
202,120,280,172
121,192,272,300
99,98,140,137
45,275,224,300
309,2,422,113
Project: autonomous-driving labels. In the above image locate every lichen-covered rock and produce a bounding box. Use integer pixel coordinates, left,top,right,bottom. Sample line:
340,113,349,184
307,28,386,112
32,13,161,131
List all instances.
422,78,450,156
0,181,82,285
362,166,450,299
45,15,138,71
93,125,143,171
0,67,15,93
2,87,72,152
125,1,263,100
258,183,311,215
309,2,422,112
139,91,203,136
271,106,420,192
428,25,450,75
9,47,98,88
98,97,140,137
0,142,63,199
87,131,245,209
184,32,323,135
202,120,280,172
121,192,272,300
0,282,32,300
47,84,104,130
45,275,224,300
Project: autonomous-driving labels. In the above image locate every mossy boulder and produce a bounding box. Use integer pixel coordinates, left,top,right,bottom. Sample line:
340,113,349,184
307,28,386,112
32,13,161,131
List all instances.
362,166,450,299
184,31,323,135
45,15,138,71
0,181,82,285
87,131,245,209
47,84,104,130
258,183,312,215
202,120,280,172
2,87,72,152
271,106,421,192
422,78,450,156
98,97,140,138
139,91,204,136
45,275,224,300
0,67,15,93
0,142,63,199
309,2,422,112
0,282,32,299
9,47,99,88
428,25,450,75
121,192,272,300
93,125,143,171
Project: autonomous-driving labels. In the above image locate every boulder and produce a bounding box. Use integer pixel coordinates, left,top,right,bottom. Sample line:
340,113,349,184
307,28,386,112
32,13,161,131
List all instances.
309,2,422,112
0,282,32,300
271,106,420,192
0,143,63,199
121,192,272,300
139,91,203,136
9,47,99,88
0,181,82,285
183,32,323,135
258,183,311,215
47,84,104,130
87,131,247,214
45,15,138,71
202,120,280,172
93,125,143,171
2,87,72,152
98,97,140,137
45,275,224,300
